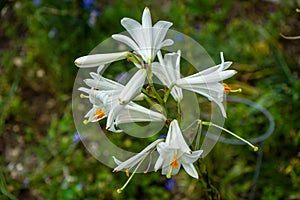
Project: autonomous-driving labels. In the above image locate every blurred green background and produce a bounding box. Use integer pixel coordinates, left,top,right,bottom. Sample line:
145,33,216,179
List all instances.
1,0,299,199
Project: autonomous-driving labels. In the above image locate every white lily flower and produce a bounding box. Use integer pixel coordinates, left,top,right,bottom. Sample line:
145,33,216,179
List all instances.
152,50,183,102
112,7,173,64
80,71,161,132
154,120,203,179
113,138,164,172
81,72,124,110
74,51,130,68
78,87,107,123
78,73,125,130
175,52,236,117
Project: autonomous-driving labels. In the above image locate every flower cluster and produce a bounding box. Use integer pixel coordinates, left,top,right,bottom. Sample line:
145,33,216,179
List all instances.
74,7,256,192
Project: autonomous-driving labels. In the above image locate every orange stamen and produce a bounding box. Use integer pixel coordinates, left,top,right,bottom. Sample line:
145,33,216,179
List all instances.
170,159,178,168
94,109,105,119
223,83,231,93
126,169,130,177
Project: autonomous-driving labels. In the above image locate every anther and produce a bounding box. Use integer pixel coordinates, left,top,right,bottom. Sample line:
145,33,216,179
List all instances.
94,109,105,119
126,169,130,177
223,83,242,93
80,94,89,98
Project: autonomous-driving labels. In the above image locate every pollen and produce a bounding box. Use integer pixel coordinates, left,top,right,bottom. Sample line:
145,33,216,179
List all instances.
170,159,178,168
223,83,231,93
223,83,242,93
125,169,130,177
94,109,105,119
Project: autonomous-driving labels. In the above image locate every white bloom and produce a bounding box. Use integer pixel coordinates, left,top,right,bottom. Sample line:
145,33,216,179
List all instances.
83,72,124,91
79,87,107,123
112,7,173,64
152,50,183,102
79,71,165,132
175,52,236,117
74,51,130,68
78,73,125,132
154,120,203,179
113,139,164,172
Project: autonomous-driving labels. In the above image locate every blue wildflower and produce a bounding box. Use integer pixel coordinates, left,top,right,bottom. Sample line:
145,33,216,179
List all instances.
32,0,41,6
72,131,81,143
23,178,30,187
165,178,175,191
48,28,57,38
195,24,203,32
88,8,101,27
83,0,94,10
159,134,166,139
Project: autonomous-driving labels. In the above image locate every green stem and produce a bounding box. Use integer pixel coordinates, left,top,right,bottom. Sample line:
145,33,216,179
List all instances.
146,64,163,105
196,160,221,200
177,101,181,124
195,120,203,150
163,84,175,103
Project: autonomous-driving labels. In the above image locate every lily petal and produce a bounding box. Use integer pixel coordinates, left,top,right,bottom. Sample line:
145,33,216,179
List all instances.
153,21,173,48
113,139,163,172
112,34,140,54
166,120,191,153
113,7,173,63
142,7,152,28
118,69,147,104
74,52,129,68
121,17,142,31
152,51,182,101
115,102,166,125
182,163,198,179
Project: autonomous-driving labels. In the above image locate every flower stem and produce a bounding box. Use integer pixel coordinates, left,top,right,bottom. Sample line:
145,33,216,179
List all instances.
146,63,164,105
163,84,175,103
195,120,202,150
177,101,181,124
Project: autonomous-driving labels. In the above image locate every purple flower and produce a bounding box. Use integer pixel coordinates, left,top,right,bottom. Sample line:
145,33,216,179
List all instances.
195,24,203,32
215,6,222,13
270,6,276,14
48,28,57,38
165,178,175,191
32,0,41,6
88,8,101,27
158,134,166,139
72,131,81,143
23,178,30,187
44,177,51,184
83,0,94,10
